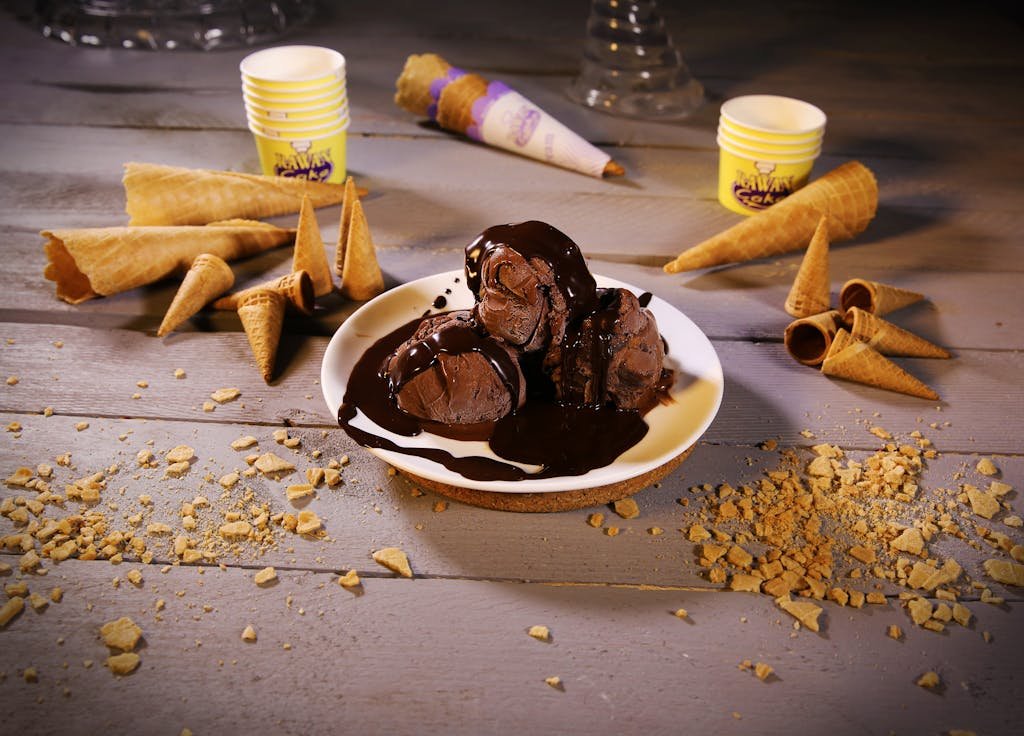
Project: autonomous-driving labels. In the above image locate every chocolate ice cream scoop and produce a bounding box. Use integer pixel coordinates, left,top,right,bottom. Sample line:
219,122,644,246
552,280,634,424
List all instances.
384,310,526,425
465,221,597,352
547,288,667,410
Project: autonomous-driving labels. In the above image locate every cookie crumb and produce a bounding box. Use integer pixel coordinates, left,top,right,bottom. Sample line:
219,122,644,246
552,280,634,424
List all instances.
372,547,412,578
544,676,563,691
241,625,257,642
210,388,241,404
528,625,550,642
254,567,277,586
916,671,940,689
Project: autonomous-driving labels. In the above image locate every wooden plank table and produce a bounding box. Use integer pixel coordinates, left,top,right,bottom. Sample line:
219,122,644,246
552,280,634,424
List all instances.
1,2,1021,734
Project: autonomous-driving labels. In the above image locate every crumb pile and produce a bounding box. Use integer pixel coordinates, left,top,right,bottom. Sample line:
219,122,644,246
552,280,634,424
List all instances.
669,428,1020,633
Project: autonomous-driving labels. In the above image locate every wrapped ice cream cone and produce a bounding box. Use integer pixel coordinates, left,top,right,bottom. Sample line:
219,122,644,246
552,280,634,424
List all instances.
784,309,843,366
846,307,950,358
42,219,295,304
784,215,831,318
339,198,385,301
334,175,359,277
212,270,315,315
124,162,366,226
237,289,286,383
821,328,940,400
157,253,234,336
394,53,623,179
292,194,334,297
664,161,878,273
839,278,924,316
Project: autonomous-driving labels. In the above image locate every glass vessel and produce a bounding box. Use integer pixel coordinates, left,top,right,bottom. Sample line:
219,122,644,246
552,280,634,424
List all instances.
34,0,316,50
568,0,704,120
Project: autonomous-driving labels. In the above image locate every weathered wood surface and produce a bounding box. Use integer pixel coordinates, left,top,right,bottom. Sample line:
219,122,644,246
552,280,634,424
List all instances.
1,559,1019,736
1,1,1023,734
3,412,1021,590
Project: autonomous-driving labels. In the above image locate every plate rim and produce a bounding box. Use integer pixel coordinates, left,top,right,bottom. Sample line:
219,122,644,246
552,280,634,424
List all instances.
321,270,724,493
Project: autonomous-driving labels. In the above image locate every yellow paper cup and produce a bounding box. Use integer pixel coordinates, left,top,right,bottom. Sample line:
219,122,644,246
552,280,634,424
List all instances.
717,136,818,216
718,120,822,153
243,81,346,106
246,107,348,131
240,45,346,91
718,127,821,158
249,117,350,141
720,95,826,142
245,94,348,121
251,128,347,183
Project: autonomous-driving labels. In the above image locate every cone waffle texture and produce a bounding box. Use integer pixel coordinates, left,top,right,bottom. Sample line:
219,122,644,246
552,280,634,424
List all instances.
822,328,940,400
157,253,234,336
784,309,843,366
436,73,488,135
292,194,334,297
340,198,385,301
846,307,949,358
238,289,286,383
124,163,359,226
785,215,831,318
664,161,878,273
42,219,295,304
212,270,315,315
335,176,359,277
840,278,924,316
394,53,452,116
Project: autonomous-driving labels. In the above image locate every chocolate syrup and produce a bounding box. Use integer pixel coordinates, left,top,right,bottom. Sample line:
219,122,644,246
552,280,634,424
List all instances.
432,295,447,309
337,313,655,481
385,311,521,409
638,292,653,308
464,221,598,326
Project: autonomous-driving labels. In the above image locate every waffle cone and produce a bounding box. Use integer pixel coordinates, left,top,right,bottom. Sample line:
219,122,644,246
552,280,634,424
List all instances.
394,53,452,116
237,289,286,383
42,219,295,304
292,194,334,297
212,270,315,315
340,198,385,301
123,163,365,226
157,253,234,336
783,309,843,366
436,73,488,136
839,278,924,316
335,176,359,277
822,329,939,400
846,307,949,358
665,161,878,273
784,215,831,318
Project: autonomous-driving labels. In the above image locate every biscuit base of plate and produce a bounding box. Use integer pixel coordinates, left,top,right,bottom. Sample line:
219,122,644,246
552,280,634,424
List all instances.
400,447,693,513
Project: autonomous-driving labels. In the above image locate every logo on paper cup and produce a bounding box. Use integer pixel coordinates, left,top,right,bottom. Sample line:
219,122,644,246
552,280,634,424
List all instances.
731,161,795,210
273,140,334,182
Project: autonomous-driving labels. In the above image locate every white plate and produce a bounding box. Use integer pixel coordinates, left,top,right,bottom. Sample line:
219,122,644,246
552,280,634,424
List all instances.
321,271,724,493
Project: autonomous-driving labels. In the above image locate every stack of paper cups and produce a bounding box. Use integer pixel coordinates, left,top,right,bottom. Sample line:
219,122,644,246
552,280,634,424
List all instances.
240,45,350,183
716,95,826,216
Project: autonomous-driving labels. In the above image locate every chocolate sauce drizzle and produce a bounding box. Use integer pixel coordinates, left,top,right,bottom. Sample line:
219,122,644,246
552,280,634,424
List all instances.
338,312,653,481
465,221,597,325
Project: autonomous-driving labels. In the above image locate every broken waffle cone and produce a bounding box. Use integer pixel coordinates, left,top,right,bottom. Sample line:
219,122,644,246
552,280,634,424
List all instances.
42,219,295,304
784,309,843,366
237,289,286,383
839,278,924,316
211,270,315,315
821,328,940,400
340,198,385,301
664,161,878,273
157,253,234,337
394,53,453,117
784,215,831,318
292,194,334,297
846,307,950,358
393,52,622,179
335,175,359,277
124,163,366,226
